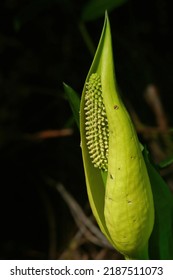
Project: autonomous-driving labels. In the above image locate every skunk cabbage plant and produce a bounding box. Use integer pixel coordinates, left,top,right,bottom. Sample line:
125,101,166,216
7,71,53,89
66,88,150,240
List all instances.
79,13,154,260
65,12,173,261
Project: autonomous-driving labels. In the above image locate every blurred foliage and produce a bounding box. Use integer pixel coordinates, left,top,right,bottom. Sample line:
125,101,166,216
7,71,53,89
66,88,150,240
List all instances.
0,0,173,259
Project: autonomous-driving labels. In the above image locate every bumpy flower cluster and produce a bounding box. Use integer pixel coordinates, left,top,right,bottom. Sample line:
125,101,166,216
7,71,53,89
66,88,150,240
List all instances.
84,73,109,171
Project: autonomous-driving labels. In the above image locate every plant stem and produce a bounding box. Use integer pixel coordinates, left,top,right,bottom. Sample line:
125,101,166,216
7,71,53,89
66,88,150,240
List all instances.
125,245,149,260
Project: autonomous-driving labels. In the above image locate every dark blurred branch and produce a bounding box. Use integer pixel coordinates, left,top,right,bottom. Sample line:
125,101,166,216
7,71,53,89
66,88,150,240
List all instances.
46,179,113,249
143,84,168,131
127,83,173,170
37,186,57,260
25,128,73,141
56,182,113,249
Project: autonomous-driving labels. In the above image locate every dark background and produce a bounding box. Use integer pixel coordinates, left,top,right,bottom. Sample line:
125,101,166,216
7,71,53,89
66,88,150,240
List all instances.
0,0,173,259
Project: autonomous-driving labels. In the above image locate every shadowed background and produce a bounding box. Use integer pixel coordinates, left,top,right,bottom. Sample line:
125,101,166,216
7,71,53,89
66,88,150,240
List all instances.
0,0,173,259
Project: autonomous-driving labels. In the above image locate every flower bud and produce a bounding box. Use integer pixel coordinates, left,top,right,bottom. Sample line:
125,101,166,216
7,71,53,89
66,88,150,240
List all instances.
80,13,154,259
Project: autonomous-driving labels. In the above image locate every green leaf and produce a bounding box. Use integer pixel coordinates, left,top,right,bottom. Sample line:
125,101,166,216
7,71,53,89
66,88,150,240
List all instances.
82,0,128,21
158,155,173,169
63,83,80,129
143,148,173,259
